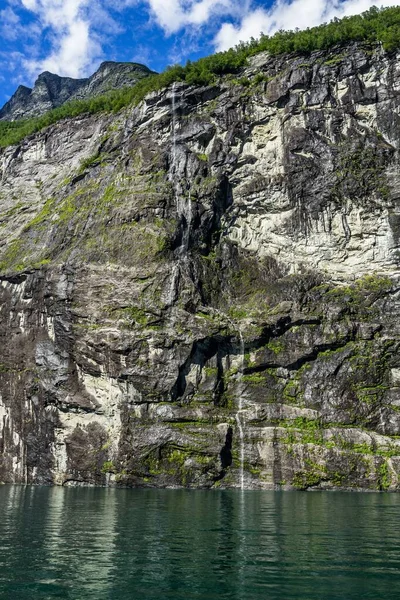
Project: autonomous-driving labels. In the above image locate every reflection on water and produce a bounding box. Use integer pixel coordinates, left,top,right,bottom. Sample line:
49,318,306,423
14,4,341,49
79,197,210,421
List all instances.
0,486,400,599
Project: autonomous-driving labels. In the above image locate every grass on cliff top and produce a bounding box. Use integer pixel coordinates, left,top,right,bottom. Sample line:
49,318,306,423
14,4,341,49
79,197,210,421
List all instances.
1,5,400,149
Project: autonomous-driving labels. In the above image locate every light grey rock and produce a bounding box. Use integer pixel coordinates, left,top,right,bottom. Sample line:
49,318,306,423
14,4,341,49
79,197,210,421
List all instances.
1,42,400,491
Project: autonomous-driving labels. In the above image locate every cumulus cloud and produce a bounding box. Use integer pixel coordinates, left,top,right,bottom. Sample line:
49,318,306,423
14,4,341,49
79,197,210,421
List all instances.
215,0,400,51
7,0,400,87
16,0,103,78
146,0,248,34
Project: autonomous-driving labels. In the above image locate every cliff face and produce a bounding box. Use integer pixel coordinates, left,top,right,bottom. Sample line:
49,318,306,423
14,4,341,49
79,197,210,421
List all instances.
0,62,154,121
1,42,400,490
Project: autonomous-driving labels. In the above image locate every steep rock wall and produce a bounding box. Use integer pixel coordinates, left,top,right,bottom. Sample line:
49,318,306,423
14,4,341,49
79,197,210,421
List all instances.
1,43,400,490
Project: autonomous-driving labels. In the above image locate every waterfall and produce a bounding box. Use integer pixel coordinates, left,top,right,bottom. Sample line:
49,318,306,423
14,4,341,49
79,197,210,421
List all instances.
171,82,177,178
181,188,192,254
235,330,245,490
208,309,247,488
170,81,192,256
167,263,180,306
168,81,192,306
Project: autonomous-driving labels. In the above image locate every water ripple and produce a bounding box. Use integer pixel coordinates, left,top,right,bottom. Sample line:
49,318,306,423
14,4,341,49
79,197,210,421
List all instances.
1,487,400,599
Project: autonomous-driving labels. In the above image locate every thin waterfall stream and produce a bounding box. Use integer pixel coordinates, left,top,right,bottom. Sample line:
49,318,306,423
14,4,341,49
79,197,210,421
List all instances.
210,309,247,489
167,81,192,306
170,85,246,486
235,330,245,490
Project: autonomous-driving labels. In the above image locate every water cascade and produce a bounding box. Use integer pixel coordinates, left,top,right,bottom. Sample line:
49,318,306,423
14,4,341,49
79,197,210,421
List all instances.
168,82,192,306
171,82,177,170
235,331,246,490
209,310,247,489
181,188,192,254
167,263,180,306
170,87,245,485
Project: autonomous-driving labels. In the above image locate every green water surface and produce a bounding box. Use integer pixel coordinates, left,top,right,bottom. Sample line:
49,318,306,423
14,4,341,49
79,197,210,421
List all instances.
0,486,399,599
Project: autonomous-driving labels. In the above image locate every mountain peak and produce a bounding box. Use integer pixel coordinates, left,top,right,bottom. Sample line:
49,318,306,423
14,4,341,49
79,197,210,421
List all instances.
0,61,155,121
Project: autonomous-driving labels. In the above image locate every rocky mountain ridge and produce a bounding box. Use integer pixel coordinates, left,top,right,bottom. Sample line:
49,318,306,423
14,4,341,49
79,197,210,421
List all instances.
0,61,155,121
1,42,400,491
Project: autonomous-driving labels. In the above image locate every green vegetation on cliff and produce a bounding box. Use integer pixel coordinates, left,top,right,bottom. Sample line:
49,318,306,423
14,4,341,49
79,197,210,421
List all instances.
1,6,400,148
250,5,400,55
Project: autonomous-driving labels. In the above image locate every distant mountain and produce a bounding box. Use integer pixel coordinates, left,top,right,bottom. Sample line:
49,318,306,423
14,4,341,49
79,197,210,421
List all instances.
0,61,156,121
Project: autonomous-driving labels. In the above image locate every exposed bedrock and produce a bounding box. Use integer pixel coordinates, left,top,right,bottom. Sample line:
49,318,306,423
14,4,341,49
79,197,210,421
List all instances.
2,43,400,490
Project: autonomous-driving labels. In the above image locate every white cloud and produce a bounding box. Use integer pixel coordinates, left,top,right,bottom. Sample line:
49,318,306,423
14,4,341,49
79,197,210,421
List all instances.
215,0,400,51
146,0,248,34
8,0,400,87
1,5,42,43
0,6,21,41
17,0,103,78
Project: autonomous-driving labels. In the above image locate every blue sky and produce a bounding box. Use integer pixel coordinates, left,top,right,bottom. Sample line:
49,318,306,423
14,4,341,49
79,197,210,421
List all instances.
0,0,399,106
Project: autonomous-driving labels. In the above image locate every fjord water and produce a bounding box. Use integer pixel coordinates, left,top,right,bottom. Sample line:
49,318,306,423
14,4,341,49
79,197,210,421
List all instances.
1,487,400,599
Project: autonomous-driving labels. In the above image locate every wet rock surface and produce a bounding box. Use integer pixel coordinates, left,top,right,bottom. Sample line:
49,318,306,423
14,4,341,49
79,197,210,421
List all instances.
1,42,400,490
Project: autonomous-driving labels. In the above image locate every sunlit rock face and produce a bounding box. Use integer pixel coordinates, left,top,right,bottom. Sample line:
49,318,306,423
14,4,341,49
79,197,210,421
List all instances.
2,42,400,490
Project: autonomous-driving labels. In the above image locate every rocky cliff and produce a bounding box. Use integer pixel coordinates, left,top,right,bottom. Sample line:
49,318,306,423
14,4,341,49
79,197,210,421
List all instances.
0,62,154,121
1,42,400,490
